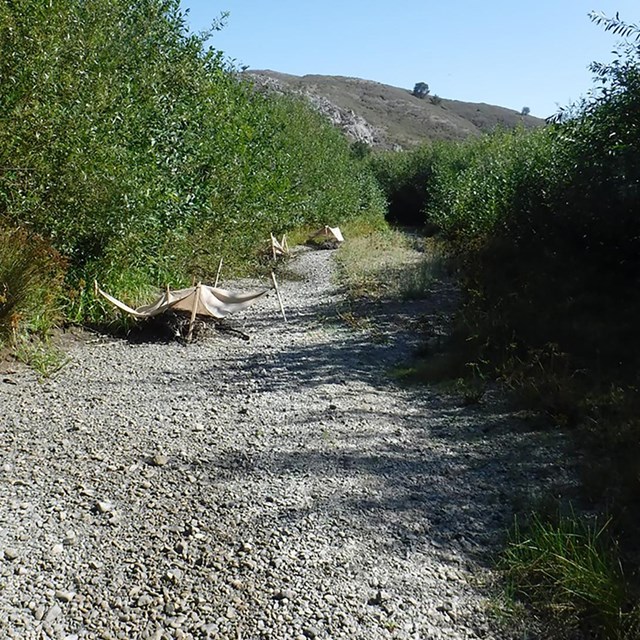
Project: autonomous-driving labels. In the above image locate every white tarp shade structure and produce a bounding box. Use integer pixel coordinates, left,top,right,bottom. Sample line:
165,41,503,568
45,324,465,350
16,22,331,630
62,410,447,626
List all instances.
313,226,344,243
95,282,270,319
270,233,289,260
95,281,273,341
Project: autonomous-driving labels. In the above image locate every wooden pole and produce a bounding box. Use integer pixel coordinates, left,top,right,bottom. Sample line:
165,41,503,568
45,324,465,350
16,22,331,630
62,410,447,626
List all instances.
187,282,201,342
271,271,287,323
214,258,223,288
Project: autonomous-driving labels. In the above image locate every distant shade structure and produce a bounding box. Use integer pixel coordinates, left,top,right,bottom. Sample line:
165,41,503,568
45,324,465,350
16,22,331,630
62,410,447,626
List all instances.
312,226,344,243
270,232,289,260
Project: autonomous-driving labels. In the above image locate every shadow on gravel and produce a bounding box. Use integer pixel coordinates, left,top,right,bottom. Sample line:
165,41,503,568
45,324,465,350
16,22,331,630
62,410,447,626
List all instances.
195,326,435,397
118,253,571,579
176,392,571,573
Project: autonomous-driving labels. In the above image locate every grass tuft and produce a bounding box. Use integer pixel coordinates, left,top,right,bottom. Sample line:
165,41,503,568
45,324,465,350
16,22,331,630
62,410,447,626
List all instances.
336,229,445,301
13,335,69,379
0,227,66,343
501,511,638,639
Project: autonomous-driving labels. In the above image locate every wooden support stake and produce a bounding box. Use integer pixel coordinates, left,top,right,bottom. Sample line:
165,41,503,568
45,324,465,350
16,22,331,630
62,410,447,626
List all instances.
214,258,223,288
187,282,201,342
271,271,287,323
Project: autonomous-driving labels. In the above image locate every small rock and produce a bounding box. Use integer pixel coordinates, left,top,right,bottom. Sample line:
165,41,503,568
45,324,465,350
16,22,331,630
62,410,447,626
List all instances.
303,626,320,639
44,604,62,623
51,543,64,556
225,606,237,620
55,590,75,603
166,568,183,582
63,530,77,546
96,500,113,514
34,605,45,621
274,588,295,601
436,601,453,613
368,590,389,606
3,547,19,561
137,594,153,607
153,454,169,467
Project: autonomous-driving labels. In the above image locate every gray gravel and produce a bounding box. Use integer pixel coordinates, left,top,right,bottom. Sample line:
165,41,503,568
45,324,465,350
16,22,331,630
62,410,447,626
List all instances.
0,247,572,639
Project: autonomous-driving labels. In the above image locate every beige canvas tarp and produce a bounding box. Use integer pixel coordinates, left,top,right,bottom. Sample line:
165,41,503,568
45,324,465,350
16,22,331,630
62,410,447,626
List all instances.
95,281,270,320
270,233,289,260
312,226,344,243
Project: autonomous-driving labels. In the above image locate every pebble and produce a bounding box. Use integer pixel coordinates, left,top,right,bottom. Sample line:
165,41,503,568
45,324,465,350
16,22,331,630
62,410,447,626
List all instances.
152,454,169,467
3,548,19,561
96,500,113,514
44,604,62,623
64,530,78,546
55,590,75,603
137,594,153,607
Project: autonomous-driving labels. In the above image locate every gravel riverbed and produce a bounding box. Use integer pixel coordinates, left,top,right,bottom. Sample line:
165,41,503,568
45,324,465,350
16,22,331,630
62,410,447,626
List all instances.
0,247,571,639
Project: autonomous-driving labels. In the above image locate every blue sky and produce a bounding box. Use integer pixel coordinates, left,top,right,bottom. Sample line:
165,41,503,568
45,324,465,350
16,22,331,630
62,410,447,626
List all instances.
179,1,639,118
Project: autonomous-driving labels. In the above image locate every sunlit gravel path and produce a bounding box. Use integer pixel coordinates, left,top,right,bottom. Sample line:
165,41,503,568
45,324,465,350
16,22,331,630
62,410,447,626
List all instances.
0,247,571,639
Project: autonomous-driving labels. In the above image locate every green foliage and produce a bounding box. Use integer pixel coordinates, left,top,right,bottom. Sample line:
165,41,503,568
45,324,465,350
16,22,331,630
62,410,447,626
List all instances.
0,0,386,331
367,142,458,226
13,335,69,379
427,126,563,239
0,226,66,339
383,17,640,635
502,512,638,639
424,16,640,529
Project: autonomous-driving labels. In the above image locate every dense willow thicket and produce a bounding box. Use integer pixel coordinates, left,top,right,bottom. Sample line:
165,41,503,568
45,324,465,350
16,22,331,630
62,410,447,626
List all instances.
0,0,385,331
369,12,639,426
369,14,640,636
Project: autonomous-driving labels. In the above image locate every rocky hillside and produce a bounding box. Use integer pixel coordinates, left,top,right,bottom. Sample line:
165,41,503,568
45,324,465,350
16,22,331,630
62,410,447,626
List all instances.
245,70,544,149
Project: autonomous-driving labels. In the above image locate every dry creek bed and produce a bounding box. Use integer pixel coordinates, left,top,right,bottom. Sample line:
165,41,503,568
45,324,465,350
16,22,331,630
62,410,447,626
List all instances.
0,246,573,639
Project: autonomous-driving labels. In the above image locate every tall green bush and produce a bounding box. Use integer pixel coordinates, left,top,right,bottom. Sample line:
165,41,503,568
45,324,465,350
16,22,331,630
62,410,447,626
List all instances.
0,227,66,338
367,141,470,227
0,0,386,326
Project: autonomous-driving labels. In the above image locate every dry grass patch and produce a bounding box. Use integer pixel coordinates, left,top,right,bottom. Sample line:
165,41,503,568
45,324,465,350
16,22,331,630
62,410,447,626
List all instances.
335,229,445,301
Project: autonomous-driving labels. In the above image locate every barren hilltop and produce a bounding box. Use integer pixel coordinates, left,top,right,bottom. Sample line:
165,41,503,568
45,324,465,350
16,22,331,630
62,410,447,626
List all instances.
245,70,545,149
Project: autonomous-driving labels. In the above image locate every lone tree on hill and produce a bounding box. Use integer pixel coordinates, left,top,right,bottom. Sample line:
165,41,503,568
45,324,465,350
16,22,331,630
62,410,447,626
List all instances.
413,82,430,99
521,106,531,116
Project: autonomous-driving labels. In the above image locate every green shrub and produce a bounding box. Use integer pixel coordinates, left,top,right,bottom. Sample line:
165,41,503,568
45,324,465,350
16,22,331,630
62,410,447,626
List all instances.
0,226,66,340
368,141,469,227
0,0,386,325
